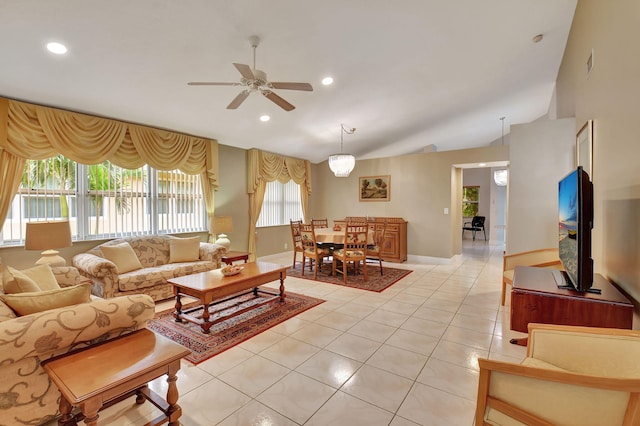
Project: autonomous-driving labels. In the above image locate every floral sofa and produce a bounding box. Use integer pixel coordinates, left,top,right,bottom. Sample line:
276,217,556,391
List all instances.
0,266,155,426
73,235,226,301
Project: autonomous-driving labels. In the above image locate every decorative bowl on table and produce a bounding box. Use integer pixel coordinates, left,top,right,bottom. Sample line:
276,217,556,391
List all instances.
221,265,243,276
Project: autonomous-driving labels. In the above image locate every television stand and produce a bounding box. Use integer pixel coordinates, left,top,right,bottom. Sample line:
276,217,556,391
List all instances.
552,269,601,294
509,266,633,346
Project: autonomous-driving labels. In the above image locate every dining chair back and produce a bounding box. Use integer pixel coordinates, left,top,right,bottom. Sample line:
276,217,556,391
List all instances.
367,220,387,275
299,223,330,279
311,218,329,228
332,223,368,284
289,219,304,269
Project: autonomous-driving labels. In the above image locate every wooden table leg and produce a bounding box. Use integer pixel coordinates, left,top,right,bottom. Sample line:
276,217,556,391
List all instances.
174,294,183,323
80,398,101,426
57,394,74,426
200,302,212,334
166,362,182,426
279,272,286,302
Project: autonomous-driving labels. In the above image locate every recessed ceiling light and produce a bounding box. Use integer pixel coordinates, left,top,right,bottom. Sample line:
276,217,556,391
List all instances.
322,77,334,86
46,42,67,54
478,163,487,167
259,115,270,122
532,34,544,43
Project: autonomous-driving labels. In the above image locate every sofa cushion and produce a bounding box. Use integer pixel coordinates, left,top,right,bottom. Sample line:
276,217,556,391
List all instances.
118,261,216,292
10,264,61,292
0,299,17,322
169,237,201,263
0,283,91,316
100,242,144,273
3,267,41,294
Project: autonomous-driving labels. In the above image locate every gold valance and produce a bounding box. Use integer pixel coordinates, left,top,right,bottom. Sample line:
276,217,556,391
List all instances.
0,97,218,180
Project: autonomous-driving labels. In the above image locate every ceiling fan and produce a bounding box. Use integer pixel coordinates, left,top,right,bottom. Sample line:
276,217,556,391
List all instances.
187,35,313,111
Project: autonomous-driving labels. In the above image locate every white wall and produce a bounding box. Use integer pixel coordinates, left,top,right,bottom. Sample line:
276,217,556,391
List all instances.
506,118,575,254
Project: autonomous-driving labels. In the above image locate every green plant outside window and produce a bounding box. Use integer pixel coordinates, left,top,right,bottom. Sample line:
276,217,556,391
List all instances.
462,186,479,217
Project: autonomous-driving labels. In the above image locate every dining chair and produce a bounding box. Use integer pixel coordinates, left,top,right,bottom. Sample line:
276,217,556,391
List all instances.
299,223,331,279
289,219,304,269
367,220,387,275
332,223,368,284
311,218,329,228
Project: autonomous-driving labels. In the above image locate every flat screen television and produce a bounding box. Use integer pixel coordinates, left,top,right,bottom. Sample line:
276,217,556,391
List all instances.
557,166,596,292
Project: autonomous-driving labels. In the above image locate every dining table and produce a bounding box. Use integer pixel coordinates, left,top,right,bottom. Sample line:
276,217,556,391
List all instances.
314,227,375,245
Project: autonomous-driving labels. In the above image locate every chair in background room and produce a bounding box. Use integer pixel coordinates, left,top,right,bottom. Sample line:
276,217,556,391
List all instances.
475,323,640,425
311,218,329,228
299,223,331,279
501,248,562,305
332,223,368,284
289,219,304,269
462,215,486,240
367,220,387,275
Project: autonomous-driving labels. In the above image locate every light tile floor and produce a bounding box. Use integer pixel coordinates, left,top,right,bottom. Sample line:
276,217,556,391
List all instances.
48,240,529,425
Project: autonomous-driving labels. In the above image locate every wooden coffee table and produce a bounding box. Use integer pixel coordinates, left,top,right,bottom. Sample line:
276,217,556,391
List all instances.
42,329,190,426
169,261,287,334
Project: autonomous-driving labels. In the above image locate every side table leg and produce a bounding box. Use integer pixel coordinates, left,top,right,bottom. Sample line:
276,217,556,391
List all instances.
80,398,101,426
166,362,183,426
174,294,183,322
57,394,74,426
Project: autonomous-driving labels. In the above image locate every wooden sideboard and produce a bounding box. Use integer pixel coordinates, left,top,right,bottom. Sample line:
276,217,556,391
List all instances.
334,217,407,263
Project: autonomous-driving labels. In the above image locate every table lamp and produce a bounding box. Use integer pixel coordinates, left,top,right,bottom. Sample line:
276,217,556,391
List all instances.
211,216,233,249
24,221,72,266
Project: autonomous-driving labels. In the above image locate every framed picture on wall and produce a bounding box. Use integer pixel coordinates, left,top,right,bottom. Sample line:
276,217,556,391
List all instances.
359,175,390,201
576,120,593,179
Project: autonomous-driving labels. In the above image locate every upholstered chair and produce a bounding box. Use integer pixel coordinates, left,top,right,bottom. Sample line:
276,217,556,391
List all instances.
501,248,562,305
476,323,640,425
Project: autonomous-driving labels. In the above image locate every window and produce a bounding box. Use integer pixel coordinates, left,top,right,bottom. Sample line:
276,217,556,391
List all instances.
256,180,303,227
462,186,479,217
1,156,206,245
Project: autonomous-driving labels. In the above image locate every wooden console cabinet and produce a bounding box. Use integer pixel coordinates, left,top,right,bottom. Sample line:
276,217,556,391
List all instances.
367,217,407,263
510,266,634,334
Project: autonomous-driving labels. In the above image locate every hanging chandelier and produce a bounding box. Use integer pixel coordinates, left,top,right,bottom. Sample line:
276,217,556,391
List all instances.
328,124,356,177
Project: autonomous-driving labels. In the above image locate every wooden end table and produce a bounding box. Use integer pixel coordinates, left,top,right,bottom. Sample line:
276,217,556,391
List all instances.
42,329,190,426
221,250,250,265
169,261,287,334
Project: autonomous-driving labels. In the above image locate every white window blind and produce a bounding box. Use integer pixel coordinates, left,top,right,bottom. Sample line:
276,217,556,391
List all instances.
0,156,206,245
256,180,303,227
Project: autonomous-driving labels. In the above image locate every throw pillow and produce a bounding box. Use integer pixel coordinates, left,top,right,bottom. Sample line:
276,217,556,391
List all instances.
3,267,42,294
0,283,91,316
100,242,143,273
18,264,61,291
169,237,201,263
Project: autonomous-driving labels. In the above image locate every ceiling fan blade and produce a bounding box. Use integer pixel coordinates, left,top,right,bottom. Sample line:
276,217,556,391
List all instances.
187,82,240,86
227,90,250,109
233,63,255,80
262,91,295,111
270,82,313,91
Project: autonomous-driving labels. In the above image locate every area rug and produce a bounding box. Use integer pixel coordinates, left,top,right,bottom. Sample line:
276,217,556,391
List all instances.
147,289,324,364
288,262,412,292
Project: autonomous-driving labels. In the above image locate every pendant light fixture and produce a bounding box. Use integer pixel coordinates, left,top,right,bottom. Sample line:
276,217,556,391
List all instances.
328,123,356,177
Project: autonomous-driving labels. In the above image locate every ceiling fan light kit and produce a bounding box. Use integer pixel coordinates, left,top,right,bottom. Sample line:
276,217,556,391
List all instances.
329,124,356,177
188,35,313,111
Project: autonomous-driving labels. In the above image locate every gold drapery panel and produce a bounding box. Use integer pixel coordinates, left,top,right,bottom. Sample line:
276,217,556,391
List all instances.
247,149,312,259
0,97,219,228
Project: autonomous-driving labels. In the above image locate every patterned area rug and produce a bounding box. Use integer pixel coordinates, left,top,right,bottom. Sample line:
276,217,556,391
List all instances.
147,289,324,364
288,262,412,292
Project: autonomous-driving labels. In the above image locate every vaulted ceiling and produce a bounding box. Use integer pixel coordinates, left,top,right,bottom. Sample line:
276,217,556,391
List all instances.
0,0,576,164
